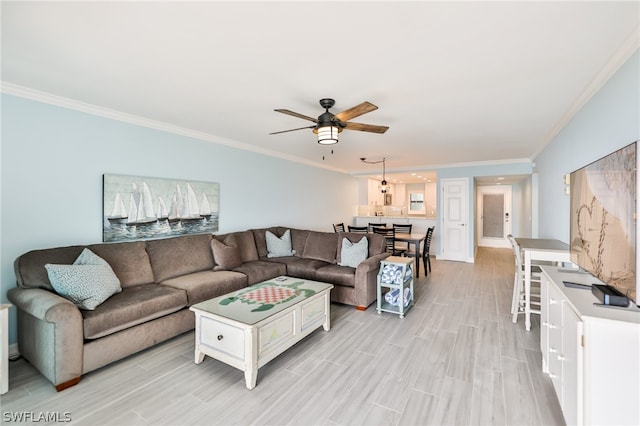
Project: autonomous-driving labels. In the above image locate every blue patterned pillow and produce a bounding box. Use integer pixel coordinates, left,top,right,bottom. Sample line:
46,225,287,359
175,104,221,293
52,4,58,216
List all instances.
338,237,368,268
266,229,296,258
45,248,122,310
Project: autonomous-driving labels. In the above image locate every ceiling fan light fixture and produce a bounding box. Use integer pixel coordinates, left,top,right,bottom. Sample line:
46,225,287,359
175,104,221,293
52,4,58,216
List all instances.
317,125,339,145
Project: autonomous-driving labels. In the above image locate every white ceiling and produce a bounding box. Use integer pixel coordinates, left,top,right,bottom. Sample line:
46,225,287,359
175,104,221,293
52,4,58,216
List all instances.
2,1,639,183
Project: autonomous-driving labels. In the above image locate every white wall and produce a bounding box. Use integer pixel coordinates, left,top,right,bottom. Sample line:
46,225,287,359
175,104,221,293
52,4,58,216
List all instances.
0,94,358,344
518,176,533,238
534,50,640,241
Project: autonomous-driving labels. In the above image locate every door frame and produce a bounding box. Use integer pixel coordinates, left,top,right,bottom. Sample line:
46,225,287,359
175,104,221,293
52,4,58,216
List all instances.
476,185,512,248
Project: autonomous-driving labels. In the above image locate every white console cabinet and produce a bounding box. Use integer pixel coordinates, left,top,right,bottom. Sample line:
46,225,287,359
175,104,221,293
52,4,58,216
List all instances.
540,267,640,425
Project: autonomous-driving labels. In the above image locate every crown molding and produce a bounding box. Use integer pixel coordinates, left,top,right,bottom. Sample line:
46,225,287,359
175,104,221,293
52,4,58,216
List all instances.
531,27,640,160
0,82,349,174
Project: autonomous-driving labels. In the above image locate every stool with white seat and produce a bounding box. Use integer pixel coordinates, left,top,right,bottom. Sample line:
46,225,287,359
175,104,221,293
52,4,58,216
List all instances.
508,234,542,324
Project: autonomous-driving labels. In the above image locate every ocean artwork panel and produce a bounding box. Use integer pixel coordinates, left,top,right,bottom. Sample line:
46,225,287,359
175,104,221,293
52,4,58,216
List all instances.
103,173,219,242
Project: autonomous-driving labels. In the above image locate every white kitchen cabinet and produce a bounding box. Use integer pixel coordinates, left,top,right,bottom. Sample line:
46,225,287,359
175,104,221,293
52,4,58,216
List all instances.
540,267,640,425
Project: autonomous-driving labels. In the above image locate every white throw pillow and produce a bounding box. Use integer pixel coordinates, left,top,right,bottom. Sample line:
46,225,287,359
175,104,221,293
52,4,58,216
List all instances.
45,248,122,310
266,229,296,258
338,237,368,268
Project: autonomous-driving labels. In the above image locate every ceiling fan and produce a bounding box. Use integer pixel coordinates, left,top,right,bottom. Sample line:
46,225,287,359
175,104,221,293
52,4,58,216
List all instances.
269,98,389,145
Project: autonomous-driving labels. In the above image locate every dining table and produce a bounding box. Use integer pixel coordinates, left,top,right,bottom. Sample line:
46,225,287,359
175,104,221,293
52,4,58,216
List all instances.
515,237,571,331
372,230,426,276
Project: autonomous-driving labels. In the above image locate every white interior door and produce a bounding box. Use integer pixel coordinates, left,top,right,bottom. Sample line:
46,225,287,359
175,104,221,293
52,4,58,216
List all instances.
477,185,512,248
441,178,469,262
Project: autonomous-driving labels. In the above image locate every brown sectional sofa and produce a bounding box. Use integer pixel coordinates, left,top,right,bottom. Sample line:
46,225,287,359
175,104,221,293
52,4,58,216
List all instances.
8,227,388,391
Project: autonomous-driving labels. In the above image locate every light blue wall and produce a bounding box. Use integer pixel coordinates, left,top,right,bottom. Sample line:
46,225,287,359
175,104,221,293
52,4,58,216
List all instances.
0,94,358,344
535,50,640,242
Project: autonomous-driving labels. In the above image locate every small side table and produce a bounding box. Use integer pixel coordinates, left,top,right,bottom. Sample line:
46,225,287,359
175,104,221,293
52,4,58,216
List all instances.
1,304,11,395
377,256,414,318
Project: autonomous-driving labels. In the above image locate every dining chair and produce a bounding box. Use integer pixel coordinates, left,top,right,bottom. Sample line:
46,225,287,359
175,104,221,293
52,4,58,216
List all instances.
392,223,412,252
368,223,387,232
333,223,345,233
347,226,368,234
405,226,434,276
373,227,404,255
507,234,542,323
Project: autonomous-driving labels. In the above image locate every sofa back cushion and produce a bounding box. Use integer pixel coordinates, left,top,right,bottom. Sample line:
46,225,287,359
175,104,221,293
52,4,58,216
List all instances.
302,231,339,263
89,241,155,288
289,228,310,258
214,230,259,263
251,227,280,259
14,245,86,291
211,235,243,270
252,227,308,259
364,232,387,256
336,232,386,264
146,234,214,282
337,236,369,268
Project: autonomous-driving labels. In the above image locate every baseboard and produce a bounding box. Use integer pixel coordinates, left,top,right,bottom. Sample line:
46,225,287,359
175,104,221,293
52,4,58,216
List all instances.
9,343,20,360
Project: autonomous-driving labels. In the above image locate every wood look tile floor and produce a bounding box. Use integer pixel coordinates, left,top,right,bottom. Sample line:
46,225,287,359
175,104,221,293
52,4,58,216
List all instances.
1,248,565,426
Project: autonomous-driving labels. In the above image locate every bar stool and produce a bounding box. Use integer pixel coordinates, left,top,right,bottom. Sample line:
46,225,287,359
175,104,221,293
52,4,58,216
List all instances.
508,234,542,324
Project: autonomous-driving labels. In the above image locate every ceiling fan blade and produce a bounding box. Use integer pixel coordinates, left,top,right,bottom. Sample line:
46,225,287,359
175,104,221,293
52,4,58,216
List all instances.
335,101,378,122
269,125,316,135
274,109,318,123
343,121,389,134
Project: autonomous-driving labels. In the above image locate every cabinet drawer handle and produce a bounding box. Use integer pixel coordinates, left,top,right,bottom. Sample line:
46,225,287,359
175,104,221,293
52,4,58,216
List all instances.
217,334,224,341
550,298,557,305
557,355,566,361
548,324,557,329
542,321,548,326
549,373,557,379
549,348,557,353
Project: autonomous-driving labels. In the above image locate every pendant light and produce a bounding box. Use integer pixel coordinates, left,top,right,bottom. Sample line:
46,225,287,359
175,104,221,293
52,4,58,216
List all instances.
380,158,388,193
360,157,388,193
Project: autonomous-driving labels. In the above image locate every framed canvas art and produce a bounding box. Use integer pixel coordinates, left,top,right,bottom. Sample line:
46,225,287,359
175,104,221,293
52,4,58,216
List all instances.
103,173,219,242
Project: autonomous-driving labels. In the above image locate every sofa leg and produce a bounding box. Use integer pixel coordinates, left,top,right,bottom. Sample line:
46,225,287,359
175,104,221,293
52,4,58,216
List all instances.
355,306,367,311
55,377,81,392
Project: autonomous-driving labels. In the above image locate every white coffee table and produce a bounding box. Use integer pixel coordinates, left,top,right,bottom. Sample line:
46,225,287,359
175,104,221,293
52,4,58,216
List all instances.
190,276,333,389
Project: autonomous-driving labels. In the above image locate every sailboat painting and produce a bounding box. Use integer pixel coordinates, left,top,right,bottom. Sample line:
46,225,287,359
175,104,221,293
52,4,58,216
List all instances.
103,174,219,242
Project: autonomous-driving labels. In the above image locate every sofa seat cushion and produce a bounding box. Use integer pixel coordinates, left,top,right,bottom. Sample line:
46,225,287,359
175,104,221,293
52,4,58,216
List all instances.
82,284,188,339
266,257,331,280
146,234,214,282
315,264,356,288
161,270,248,305
232,260,286,286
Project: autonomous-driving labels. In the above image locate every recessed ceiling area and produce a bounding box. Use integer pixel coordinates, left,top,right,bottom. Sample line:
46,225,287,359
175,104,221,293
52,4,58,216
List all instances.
475,174,531,186
1,2,638,174
357,171,438,185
